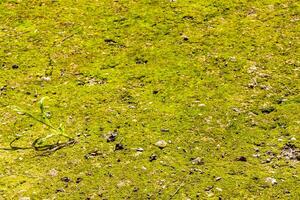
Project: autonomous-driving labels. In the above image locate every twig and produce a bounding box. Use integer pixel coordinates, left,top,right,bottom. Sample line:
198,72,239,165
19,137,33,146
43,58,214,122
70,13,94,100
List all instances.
36,139,76,156
51,31,79,47
169,172,192,200
169,181,185,200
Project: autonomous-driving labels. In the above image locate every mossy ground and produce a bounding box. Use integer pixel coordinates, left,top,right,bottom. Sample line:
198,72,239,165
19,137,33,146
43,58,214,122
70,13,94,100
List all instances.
0,0,299,199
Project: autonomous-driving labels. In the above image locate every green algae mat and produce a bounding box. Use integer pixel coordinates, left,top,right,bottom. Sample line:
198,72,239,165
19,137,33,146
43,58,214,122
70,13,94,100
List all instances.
0,0,299,199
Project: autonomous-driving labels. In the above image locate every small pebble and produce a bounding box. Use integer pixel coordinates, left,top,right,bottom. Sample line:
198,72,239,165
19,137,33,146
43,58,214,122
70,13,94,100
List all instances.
182,35,189,41
49,169,58,177
41,76,51,81
106,130,118,142
136,148,144,152
155,140,167,149
149,154,157,162
61,177,71,183
253,154,260,158
236,156,247,162
76,177,83,184
191,157,204,165
115,143,124,151
265,177,277,185
56,188,65,193
12,64,19,69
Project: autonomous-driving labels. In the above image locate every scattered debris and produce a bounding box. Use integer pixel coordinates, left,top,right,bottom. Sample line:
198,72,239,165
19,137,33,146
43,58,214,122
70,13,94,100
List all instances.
280,143,300,161
191,157,204,165
61,177,71,183
84,150,104,159
260,106,276,114
77,75,107,86
205,186,214,191
106,130,118,142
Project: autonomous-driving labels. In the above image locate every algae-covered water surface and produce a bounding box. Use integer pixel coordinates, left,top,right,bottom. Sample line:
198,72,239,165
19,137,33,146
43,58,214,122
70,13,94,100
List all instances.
0,0,299,199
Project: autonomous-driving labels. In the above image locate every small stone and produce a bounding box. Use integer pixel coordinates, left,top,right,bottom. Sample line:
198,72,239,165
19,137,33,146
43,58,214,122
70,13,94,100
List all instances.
265,158,271,163
191,157,204,165
290,137,296,141
12,64,19,69
215,177,222,181
161,129,170,132
284,189,290,194
236,156,247,162
106,130,118,142
149,154,157,162
182,35,189,41
205,186,214,191
76,177,83,184
49,169,58,177
41,76,51,81
216,187,223,192
265,177,277,185
155,140,167,149
136,148,144,152
56,188,65,193
115,143,124,151
61,177,71,183
260,106,275,114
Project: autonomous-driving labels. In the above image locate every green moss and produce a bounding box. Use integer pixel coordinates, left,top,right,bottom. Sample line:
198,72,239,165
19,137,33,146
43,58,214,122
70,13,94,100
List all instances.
0,0,299,199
